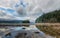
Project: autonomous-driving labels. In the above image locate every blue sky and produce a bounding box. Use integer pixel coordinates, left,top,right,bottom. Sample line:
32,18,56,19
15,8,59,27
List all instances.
0,0,60,22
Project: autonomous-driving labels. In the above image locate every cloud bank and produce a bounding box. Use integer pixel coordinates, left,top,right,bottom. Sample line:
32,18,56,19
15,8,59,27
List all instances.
0,0,60,22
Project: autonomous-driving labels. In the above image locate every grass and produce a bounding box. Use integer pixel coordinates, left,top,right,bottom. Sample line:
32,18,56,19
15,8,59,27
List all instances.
36,25,60,38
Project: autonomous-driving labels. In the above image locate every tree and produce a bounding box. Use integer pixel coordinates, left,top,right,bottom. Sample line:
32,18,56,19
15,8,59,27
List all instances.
36,10,60,23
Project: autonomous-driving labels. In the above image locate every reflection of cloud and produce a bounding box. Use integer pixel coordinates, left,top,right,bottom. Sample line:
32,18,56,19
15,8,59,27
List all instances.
0,0,60,21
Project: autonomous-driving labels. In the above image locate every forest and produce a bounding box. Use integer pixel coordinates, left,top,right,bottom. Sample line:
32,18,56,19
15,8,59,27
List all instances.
36,10,60,38
36,10,60,23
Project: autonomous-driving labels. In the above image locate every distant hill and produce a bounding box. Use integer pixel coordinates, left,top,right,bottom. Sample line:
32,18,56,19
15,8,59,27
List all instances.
0,19,30,23
36,10,60,23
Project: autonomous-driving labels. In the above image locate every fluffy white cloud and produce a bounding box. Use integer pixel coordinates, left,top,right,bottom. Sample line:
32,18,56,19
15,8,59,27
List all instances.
0,0,18,7
0,0,60,22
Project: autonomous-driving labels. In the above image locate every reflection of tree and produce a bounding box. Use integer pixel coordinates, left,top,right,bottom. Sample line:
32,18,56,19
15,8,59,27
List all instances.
22,20,30,27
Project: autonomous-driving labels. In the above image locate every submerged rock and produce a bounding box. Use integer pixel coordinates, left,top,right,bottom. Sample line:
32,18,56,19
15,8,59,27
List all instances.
2,26,55,38
2,27,44,38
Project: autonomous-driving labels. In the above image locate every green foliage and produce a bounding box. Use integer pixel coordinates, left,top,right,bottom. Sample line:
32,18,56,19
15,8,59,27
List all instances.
36,10,60,23
22,20,30,23
22,20,30,27
36,10,60,37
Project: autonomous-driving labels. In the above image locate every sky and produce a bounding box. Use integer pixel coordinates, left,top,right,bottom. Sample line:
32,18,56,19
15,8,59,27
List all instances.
0,0,60,22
